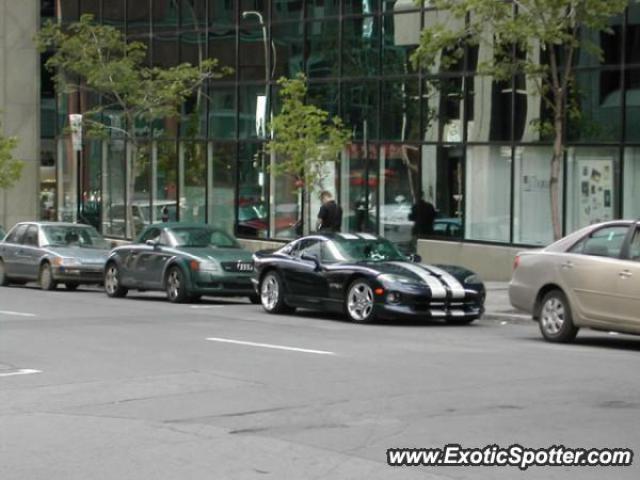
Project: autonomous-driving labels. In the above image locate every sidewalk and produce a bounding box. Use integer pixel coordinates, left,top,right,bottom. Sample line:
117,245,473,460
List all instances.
483,282,531,323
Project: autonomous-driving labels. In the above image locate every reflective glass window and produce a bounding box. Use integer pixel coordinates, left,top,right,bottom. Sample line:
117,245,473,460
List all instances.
306,19,340,79
342,16,380,77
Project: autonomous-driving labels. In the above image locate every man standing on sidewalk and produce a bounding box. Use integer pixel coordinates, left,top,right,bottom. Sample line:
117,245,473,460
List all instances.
316,191,343,232
409,190,436,252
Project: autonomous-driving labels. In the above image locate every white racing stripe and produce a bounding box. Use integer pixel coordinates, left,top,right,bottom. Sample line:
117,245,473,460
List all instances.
0,310,36,318
0,369,42,378
423,265,466,299
390,262,447,299
206,337,336,356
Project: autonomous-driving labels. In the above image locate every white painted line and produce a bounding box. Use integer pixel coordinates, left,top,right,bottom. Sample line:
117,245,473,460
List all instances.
190,305,224,309
0,369,42,378
206,337,336,356
485,312,531,320
0,310,36,317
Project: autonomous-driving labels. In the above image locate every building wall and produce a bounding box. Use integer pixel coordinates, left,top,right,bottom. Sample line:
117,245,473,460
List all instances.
0,0,40,231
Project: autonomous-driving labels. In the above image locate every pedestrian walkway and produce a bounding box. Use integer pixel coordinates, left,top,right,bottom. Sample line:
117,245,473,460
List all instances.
483,281,530,323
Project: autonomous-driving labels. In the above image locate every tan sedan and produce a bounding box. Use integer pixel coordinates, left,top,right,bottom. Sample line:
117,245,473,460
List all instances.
509,220,640,342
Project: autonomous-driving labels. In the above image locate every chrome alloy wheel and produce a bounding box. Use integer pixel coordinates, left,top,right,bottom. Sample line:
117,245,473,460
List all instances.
541,297,566,335
167,269,182,301
347,282,374,322
104,265,119,295
261,274,279,311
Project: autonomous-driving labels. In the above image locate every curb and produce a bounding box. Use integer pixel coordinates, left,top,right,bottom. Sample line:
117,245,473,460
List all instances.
481,311,533,325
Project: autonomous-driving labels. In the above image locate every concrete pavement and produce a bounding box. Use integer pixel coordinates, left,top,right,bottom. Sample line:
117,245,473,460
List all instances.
1,285,639,480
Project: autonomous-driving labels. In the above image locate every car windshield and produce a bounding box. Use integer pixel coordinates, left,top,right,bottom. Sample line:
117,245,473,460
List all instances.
42,225,109,249
169,227,240,248
329,235,406,262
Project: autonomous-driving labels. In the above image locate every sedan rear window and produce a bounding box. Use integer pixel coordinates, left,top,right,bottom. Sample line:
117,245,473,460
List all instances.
569,225,629,258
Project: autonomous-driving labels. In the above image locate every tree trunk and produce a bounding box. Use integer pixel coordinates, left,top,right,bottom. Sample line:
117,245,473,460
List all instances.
550,110,564,241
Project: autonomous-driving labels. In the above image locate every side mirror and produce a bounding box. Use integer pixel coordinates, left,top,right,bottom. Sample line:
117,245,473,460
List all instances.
409,253,422,263
301,253,321,270
145,239,160,249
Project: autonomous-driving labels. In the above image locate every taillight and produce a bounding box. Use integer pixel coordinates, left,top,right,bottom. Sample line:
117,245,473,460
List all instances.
513,255,520,270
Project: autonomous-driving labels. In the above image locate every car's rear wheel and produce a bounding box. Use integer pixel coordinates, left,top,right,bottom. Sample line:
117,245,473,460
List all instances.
0,260,9,286
39,263,57,291
104,263,128,298
539,289,578,343
260,271,294,314
65,282,79,291
166,266,189,303
345,279,376,323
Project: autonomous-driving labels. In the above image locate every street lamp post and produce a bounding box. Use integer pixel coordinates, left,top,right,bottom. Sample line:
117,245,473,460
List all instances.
242,10,273,236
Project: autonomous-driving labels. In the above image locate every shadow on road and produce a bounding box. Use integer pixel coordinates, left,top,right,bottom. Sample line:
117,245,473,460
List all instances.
519,334,640,352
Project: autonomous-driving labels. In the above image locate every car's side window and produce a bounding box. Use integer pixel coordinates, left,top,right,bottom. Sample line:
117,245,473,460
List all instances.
298,240,321,258
629,229,640,261
23,226,39,247
5,224,28,244
290,239,311,257
140,228,161,244
569,226,629,258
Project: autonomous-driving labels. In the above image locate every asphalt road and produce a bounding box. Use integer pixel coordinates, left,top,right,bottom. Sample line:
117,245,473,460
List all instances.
1,285,639,480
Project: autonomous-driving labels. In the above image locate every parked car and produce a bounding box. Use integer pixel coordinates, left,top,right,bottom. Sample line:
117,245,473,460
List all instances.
104,223,258,303
0,225,5,240
510,220,640,343
0,222,111,290
253,232,485,323
433,217,462,238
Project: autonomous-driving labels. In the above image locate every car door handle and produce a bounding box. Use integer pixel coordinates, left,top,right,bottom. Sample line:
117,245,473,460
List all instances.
619,270,633,279
561,261,574,269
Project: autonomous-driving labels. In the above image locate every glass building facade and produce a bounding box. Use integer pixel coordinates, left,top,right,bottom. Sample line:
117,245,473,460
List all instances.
41,0,640,250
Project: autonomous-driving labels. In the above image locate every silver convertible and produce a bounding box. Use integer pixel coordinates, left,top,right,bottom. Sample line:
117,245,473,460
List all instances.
0,222,111,290
510,220,640,342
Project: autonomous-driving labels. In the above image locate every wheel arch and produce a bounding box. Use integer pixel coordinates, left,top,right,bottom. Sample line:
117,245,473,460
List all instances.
161,258,193,290
258,266,287,294
533,284,565,320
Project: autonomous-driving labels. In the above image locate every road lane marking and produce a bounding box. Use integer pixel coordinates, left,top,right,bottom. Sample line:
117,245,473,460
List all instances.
206,337,336,356
0,310,36,317
0,369,41,378
190,305,224,309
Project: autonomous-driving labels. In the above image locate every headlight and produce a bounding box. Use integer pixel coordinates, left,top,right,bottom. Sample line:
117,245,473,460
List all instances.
464,273,481,284
378,274,423,286
53,257,81,267
198,260,220,272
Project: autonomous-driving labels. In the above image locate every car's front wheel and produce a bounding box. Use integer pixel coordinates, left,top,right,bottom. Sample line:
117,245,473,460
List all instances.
539,289,578,343
0,260,9,286
345,279,376,323
104,262,128,298
260,271,294,314
166,266,189,303
39,263,57,291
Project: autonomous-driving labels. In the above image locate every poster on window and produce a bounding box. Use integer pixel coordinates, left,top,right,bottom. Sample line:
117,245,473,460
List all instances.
577,159,613,226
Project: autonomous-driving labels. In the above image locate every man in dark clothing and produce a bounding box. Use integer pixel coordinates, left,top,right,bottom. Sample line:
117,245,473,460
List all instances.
409,191,436,251
317,191,343,232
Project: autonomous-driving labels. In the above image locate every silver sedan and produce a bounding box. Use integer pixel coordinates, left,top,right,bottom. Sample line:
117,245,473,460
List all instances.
510,220,640,342
0,222,111,290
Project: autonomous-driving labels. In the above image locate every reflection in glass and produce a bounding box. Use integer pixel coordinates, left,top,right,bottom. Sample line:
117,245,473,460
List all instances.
512,146,559,245
343,144,378,234
208,143,236,233
342,81,379,141
102,139,126,237
382,12,420,75
306,19,340,79
623,148,640,219
180,142,207,223
237,143,268,238
342,17,380,77
272,22,304,79
381,79,420,141
465,146,511,243
155,141,178,223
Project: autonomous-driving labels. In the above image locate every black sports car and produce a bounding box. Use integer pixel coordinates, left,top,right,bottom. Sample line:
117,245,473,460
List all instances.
252,233,485,323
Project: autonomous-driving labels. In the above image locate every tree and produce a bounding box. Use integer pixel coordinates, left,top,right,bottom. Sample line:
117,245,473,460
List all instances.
411,0,629,240
0,119,23,190
36,14,230,237
267,73,351,194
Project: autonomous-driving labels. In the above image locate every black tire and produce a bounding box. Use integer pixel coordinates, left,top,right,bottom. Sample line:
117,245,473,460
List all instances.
248,293,260,305
104,262,128,298
538,289,579,343
39,263,57,291
0,259,9,286
345,279,377,323
65,282,79,291
259,271,295,314
189,294,202,303
166,266,189,303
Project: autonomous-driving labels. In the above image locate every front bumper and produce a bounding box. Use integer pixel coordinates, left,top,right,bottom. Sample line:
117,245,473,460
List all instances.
191,272,254,297
52,266,104,284
374,284,485,321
